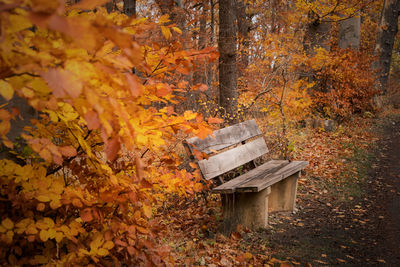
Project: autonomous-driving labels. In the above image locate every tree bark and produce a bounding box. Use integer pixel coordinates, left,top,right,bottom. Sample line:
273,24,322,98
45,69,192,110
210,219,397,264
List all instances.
193,0,208,85
236,0,250,70
123,0,136,17
154,0,185,29
0,95,38,164
338,16,361,50
374,0,400,94
304,22,331,55
208,0,215,88
303,11,331,55
219,0,238,124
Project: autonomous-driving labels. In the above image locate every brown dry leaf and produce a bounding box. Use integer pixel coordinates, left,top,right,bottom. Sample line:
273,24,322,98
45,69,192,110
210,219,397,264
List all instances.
219,256,231,266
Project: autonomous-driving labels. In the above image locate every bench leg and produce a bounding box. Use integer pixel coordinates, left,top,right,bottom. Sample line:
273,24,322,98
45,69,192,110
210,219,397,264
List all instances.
221,186,271,233
268,171,300,213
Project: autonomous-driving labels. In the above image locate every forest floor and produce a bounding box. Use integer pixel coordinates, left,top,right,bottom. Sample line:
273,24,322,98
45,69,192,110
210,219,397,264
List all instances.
161,109,400,266
251,112,400,266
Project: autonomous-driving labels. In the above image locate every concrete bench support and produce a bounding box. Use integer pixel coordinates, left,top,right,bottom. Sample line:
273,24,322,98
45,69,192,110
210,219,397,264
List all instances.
221,171,300,233
221,186,271,233
268,172,300,213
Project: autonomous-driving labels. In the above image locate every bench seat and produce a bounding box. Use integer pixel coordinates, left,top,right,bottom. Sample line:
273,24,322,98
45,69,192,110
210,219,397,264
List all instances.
213,160,308,193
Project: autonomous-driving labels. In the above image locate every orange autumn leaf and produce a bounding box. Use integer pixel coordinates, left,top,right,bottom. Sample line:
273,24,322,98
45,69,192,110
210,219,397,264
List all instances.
208,117,224,124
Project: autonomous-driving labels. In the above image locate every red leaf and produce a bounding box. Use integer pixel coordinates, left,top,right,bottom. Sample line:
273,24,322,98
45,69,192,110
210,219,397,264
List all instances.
135,156,145,180
80,208,93,222
156,84,171,97
42,68,82,99
125,74,142,97
59,146,77,157
84,110,100,130
192,83,208,91
127,246,136,256
105,137,120,162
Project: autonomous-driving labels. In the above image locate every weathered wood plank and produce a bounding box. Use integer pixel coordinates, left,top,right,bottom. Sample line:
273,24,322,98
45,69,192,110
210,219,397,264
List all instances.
186,120,261,154
212,160,289,193
198,137,268,180
236,161,309,192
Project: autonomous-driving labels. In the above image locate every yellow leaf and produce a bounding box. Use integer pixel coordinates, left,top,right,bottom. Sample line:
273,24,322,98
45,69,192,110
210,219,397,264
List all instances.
39,229,49,242
0,225,6,233
90,232,104,251
38,149,52,161
97,248,109,256
142,204,152,218
50,199,62,209
51,179,64,194
161,26,171,40
1,218,14,230
3,139,13,148
46,110,58,122
48,228,56,239
158,14,170,24
5,230,14,243
29,78,52,94
15,221,33,234
102,240,114,250
0,120,10,136
21,87,35,98
0,80,14,101
7,14,32,33
36,221,49,230
55,231,64,242
243,252,253,260
172,27,182,34
36,195,51,202
184,110,197,121
43,217,55,228
25,225,38,235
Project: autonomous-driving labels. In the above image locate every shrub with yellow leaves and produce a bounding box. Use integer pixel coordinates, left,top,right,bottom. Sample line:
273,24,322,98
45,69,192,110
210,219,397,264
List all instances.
0,0,217,265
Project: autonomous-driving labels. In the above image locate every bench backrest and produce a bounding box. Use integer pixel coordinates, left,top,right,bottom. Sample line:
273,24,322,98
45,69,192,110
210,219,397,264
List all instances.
185,120,269,180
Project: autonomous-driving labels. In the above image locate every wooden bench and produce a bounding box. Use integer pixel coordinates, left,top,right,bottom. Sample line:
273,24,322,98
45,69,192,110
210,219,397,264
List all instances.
184,120,308,233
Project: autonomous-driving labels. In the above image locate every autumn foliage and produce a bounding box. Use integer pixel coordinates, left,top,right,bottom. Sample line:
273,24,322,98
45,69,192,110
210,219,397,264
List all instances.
0,0,217,265
308,48,377,119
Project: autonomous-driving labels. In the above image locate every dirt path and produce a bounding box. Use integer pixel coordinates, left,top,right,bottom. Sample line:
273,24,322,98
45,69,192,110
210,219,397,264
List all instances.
371,116,400,265
244,116,400,266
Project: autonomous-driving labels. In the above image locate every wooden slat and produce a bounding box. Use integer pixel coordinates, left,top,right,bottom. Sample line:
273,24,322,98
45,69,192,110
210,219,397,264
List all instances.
198,137,268,180
186,120,261,154
212,160,289,193
236,161,309,192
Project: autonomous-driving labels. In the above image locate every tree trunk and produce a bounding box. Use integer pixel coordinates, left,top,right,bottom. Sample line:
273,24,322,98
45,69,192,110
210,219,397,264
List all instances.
105,1,114,13
0,95,38,164
208,0,215,88
338,16,361,49
303,12,331,55
193,0,208,85
123,0,136,17
374,0,400,94
236,0,250,70
154,0,185,29
219,0,238,124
